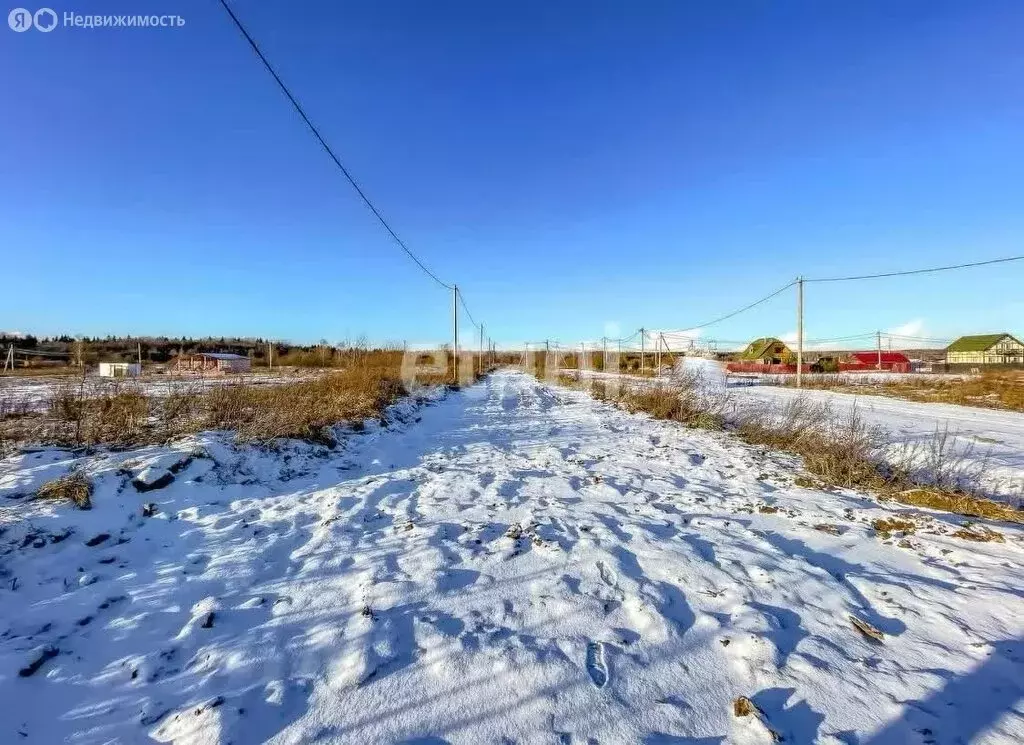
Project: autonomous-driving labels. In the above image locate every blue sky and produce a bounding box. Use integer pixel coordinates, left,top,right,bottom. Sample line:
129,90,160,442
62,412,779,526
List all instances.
2,0,1022,347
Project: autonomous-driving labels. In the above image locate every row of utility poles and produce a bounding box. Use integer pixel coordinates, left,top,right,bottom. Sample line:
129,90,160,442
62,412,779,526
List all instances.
451,284,496,382
444,275,907,388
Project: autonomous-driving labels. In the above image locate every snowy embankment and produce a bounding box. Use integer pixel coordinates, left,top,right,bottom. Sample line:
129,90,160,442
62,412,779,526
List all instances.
1,370,1022,743
709,358,1024,501
579,360,1024,501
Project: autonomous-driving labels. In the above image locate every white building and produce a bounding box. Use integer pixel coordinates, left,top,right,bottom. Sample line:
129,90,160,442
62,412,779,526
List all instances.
98,362,141,378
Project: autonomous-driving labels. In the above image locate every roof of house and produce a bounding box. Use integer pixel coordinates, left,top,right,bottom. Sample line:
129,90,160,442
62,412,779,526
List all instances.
850,351,911,366
193,352,248,360
739,337,789,360
945,334,1021,353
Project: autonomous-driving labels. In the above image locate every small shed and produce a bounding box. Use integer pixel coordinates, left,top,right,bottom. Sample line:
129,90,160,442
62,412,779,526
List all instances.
98,362,141,378
945,334,1024,366
849,352,911,372
739,337,791,365
172,352,251,374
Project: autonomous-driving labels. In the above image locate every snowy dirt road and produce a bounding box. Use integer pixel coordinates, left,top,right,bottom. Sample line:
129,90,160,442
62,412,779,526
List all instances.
1,370,1023,744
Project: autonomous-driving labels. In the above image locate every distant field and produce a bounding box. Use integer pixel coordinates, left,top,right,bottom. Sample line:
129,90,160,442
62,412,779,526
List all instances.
0,370,321,413
763,370,1024,413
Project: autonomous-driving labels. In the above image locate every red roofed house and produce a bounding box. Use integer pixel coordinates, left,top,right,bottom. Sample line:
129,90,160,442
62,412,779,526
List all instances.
848,351,911,372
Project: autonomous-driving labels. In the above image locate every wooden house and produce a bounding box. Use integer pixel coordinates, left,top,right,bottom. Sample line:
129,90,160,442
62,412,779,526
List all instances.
945,334,1024,366
172,352,251,374
738,337,791,365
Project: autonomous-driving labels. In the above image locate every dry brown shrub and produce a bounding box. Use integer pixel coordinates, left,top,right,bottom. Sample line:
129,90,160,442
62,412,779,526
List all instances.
737,401,886,491
617,381,726,430
44,380,150,446
872,517,917,539
951,525,1005,543
205,369,407,444
36,472,92,509
893,489,1024,524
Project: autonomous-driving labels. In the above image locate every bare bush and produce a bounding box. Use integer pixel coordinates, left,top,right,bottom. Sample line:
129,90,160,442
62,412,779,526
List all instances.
1,350,490,452
35,472,93,510
737,401,886,490
558,372,1022,523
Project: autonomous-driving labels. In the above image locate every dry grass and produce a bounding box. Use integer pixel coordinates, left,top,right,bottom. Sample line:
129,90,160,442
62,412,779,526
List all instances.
778,370,1024,413
204,367,408,445
554,370,1024,526
532,350,676,375
891,489,1024,524
618,386,725,430
950,525,1006,543
0,367,81,378
736,399,886,491
872,517,917,539
557,372,726,430
35,472,93,510
1,350,490,452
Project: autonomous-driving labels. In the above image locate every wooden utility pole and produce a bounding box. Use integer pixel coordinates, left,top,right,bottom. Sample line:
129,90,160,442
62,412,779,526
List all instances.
602,337,608,373
796,277,804,389
479,323,484,376
640,328,645,372
877,331,882,370
452,285,459,383
137,342,142,371
268,342,273,370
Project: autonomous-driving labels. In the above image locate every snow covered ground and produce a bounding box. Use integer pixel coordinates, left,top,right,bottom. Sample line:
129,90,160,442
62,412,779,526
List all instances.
735,383,1024,499
684,359,1024,501
574,360,1024,501
1,370,1022,744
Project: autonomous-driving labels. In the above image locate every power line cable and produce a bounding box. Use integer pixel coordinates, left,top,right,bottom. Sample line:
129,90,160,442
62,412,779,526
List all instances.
662,280,796,334
216,0,453,291
456,287,480,330
14,348,71,357
805,255,1024,283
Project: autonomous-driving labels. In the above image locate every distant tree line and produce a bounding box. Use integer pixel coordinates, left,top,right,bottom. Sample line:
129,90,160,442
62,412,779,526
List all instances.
0,335,400,368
